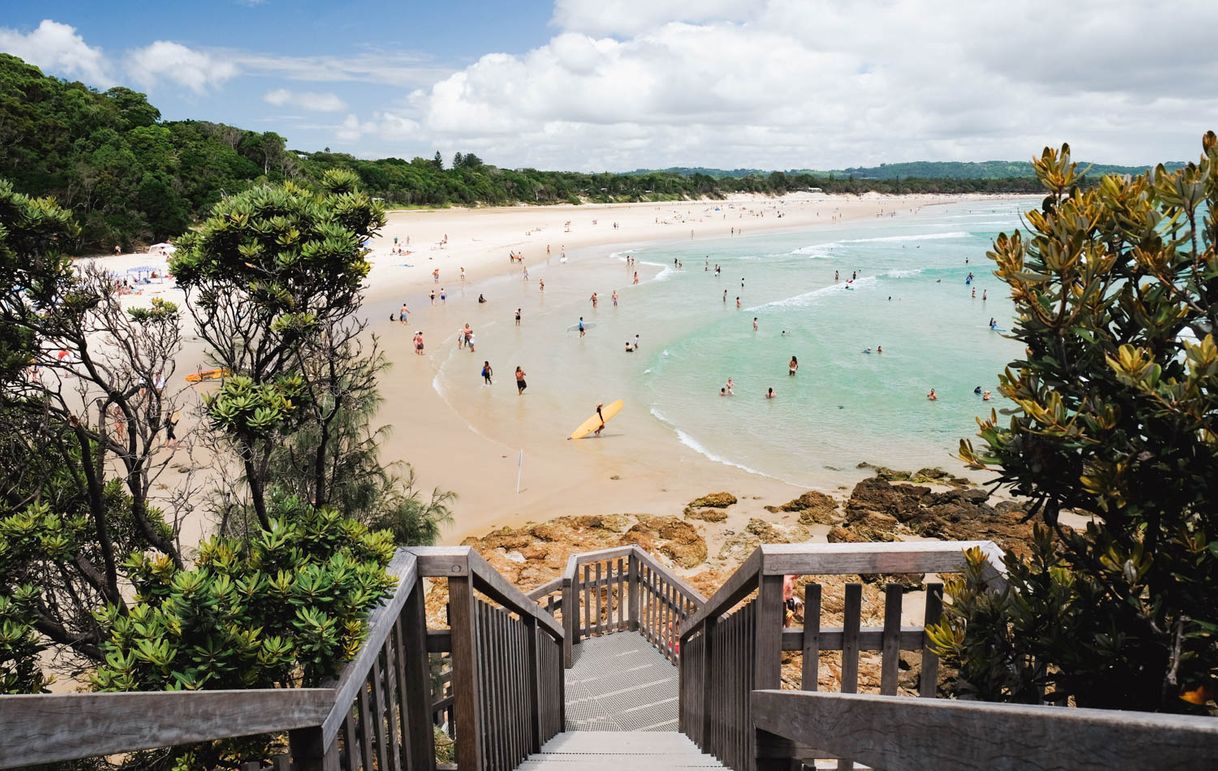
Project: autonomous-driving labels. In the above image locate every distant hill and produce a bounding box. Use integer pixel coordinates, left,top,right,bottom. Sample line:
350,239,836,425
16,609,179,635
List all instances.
640,161,1184,181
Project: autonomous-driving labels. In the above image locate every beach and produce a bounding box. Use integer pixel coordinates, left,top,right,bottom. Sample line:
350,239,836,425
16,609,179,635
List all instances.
86,191,1031,546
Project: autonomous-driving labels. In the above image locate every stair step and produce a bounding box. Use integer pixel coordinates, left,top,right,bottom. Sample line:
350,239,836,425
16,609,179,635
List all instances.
517,731,726,769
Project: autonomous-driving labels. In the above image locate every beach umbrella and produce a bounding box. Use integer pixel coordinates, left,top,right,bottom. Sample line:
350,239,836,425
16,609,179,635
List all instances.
149,242,177,254
126,265,157,274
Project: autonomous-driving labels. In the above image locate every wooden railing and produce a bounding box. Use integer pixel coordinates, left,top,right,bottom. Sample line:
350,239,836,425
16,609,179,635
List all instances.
752,690,1218,770
0,546,564,771
677,541,1007,771
528,545,705,667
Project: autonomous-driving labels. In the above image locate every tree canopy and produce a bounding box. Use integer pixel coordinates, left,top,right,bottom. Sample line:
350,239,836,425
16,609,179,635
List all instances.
931,135,1218,713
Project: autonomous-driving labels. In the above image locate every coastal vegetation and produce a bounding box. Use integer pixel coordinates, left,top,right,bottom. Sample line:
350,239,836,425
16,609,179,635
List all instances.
0,163,450,763
930,135,1218,713
2,52,1041,254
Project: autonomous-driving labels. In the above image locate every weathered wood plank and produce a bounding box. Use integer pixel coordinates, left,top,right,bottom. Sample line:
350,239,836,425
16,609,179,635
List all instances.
447,576,483,771
752,690,1218,771
840,584,862,694
465,550,564,638
801,583,822,692
399,581,434,771
408,546,472,577
759,540,1002,578
0,689,334,767
880,585,903,696
921,583,944,698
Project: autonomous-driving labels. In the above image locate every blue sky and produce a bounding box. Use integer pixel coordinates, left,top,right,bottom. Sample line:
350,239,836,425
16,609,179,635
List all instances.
3,1,1217,170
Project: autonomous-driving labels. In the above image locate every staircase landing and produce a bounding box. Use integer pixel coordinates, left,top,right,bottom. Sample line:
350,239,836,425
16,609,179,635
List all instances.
564,632,678,731
517,731,725,769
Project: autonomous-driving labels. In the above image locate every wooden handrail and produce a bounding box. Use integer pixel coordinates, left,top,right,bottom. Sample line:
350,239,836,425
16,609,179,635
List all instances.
319,550,418,746
410,546,564,639
752,690,1218,770
679,541,1004,640
0,689,334,767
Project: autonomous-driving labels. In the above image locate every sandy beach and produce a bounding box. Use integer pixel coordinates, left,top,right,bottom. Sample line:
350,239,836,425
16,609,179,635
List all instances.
84,191,1028,547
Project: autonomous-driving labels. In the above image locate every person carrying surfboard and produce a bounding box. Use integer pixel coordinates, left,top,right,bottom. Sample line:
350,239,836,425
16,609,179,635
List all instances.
594,403,605,437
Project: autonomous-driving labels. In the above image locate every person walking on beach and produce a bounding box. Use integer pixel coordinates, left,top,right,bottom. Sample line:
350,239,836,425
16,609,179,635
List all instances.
632,271,639,285
578,317,586,337
467,331,476,352
460,266,466,282
590,292,598,308
789,356,799,376
481,361,493,385
736,296,742,309
515,308,522,326
413,331,425,355
399,304,410,324
593,403,606,437
429,289,436,304
612,290,619,307
515,366,527,395
539,278,545,292
433,268,440,283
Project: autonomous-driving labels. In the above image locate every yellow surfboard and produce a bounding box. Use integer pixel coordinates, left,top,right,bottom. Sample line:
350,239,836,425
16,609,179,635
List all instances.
185,368,231,383
569,400,624,440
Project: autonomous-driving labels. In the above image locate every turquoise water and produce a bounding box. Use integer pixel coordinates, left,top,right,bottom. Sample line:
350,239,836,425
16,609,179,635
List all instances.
433,199,1029,488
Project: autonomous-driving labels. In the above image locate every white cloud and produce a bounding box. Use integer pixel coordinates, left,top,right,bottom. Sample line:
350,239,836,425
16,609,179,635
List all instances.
388,0,1218,170
234,51,449,88
264,88,347,112
336,112,421,143
127,41,237,94
0,19,112,86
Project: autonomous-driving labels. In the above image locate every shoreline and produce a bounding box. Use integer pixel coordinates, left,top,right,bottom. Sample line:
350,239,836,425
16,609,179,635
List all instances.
77,191,1035,547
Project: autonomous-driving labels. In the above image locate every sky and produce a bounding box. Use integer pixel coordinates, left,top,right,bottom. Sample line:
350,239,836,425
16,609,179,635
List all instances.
2,0,1217,171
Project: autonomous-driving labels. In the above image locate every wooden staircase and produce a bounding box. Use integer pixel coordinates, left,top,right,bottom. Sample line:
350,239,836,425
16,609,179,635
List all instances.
517,731,725,769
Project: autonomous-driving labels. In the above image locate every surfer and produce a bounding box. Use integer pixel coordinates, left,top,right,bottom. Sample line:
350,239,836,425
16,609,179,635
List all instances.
578,317,586,337
482,361,493,385
515,367,527,395
593,403,606,437
789,356,799,376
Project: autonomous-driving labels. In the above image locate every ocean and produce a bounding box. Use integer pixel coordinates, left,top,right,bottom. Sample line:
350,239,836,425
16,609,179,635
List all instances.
432,198,1029,490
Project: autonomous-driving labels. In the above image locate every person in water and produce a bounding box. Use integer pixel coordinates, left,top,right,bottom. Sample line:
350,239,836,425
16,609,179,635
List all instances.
766,387,776,399
593,403,606,436
725,378,735,396
481,361,493,385
789,356,799,376
876,345,883,354
927,388,938,401
478,293,487,303
974,386,983,395
515,366,527,395
578,317,586,337
982,390,992,401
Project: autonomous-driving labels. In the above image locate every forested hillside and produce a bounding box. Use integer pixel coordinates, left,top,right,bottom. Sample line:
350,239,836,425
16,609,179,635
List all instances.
1,53,1042,253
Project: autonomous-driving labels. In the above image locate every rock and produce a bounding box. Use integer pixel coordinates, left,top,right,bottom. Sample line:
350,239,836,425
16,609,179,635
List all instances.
856,462,972,488
684,491,737,514
746,517,786,542
685,507,729,523
625,515,707,568
764,490,841,525
503,550,526,564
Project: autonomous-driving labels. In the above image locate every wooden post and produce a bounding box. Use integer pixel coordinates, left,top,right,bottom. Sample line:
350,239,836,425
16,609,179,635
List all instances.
525,616,543,753
880,584,903,696
400,578,435,771
288,726,338,771
562,576,576,668
754,574,785,691
700,618,716,749
921,583,944,698
801,583,822,691
448,575,484,771
633,552,643,633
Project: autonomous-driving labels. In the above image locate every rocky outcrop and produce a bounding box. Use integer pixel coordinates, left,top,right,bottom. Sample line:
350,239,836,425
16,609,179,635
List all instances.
855,463,972,488
832,476,1034,553
625,515,707,568
684,507,729,523
684,492,737,513
764,490,840,525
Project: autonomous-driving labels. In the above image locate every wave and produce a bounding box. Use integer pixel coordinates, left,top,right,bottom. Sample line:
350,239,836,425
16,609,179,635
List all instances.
649,407,797,484
609,249,637,261
883,268,922,278
751,275,877,310
790,230,970,256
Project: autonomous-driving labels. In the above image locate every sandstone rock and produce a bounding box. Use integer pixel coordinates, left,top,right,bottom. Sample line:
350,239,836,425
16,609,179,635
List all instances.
684,507,728,523
625,515,707,568
684,491,737,513
764,490,841,525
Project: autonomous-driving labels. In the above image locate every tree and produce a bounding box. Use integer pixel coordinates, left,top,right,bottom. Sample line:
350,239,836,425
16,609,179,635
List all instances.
0,179,193,685
171,170,385,529
937,135,1218,712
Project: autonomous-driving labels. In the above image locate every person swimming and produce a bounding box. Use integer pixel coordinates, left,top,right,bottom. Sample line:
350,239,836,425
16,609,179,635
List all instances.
974,386,982,395
862,347,872,354
478,293,487,303
765,387,775,399
927,388,938,401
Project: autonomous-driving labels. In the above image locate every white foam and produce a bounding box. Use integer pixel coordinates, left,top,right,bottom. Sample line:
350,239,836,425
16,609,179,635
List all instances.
650,407,797,484
883,268,922,278
790,231,970,256
752,275,877,310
